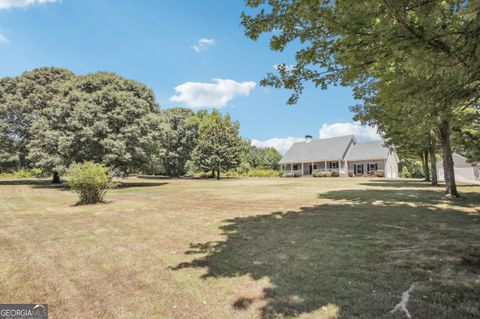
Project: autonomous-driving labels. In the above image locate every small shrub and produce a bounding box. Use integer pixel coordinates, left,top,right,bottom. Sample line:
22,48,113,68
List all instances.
362,172,368,177
331,169,339,177
0,168,45,179
223,168,281,177
348,170,354,177
236,162,251,174
376,169,385,177
324,171,332,177
248,168,281,177
283,172,301,177
68,162,113,204
313,171,325,177
400,166,411,178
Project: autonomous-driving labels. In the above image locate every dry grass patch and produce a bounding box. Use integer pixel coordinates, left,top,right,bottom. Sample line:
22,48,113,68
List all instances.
0,177,479,318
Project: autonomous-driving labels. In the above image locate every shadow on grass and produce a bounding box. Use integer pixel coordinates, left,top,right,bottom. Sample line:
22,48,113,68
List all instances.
319,187,480,210
115,181,168,188
172,187,480,318
0,179,168,189
0,179,70,189
359,179,480,189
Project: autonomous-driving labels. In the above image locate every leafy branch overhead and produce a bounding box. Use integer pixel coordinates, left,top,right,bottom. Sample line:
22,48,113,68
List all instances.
242,0,480,197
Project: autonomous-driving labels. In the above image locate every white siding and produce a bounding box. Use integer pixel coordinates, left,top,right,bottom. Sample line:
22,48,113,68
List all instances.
385,151,399,178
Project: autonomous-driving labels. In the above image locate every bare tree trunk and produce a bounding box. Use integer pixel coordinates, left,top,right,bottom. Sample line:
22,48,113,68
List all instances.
430,141,438,186
211,169,215,178
421,151,430,181
438,120,459,198
52,171,61,184
216,168,220,180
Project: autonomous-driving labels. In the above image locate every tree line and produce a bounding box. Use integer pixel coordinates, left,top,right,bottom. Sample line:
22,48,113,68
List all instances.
242,0,480,197
0,67,281,182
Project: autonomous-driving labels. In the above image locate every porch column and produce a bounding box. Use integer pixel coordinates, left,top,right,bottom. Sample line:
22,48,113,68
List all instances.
312,162,314,173
338,161,340,172
324,161,327,171
290,164,293,173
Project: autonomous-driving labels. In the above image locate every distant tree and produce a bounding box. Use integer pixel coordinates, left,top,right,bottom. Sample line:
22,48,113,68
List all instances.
192,119,242,180
0,67,74,172
242,143,282,170
192,109,226,134
27,72,165,182
160,108,198,177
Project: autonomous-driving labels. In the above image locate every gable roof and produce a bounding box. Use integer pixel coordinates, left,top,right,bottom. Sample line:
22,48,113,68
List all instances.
279,135,355,164
345,140,390,161
437,153,478,168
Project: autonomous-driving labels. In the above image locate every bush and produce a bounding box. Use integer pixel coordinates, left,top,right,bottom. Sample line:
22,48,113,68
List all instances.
400,166,411,178
348,170,354,177
223,168,281,177
331,169,339,177
324,171,332,177
313,171,326,177
67,162,113,204
0,168,45,179
283,172,301,177
376,169,385,177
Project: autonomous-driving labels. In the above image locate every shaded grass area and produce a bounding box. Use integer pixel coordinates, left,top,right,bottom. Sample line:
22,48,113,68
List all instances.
174,183,480,318
0,177,479,318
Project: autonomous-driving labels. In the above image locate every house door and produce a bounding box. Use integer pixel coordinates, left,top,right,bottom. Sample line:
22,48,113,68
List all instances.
309,164,313,174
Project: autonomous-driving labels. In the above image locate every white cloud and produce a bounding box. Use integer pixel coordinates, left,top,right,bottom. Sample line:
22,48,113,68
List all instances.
193,38,216,53
0,34,8,44
252,122,381,154
0,0,61,10
319,121,380,141
169,78,256,108
251,137,304,154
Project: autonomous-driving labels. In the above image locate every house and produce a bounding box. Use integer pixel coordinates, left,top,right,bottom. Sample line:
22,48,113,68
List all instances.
279,135,399,178
436,153,480,184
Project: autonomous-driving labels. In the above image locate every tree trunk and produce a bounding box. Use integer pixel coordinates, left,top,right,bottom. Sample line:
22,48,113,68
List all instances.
424,150,430,181
52,171,61,184
216,168,220,180
211,169,215,178
438,120,459,198
429,142,438,186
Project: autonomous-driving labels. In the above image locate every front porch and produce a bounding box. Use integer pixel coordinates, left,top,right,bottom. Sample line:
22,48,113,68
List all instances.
280,161,348,176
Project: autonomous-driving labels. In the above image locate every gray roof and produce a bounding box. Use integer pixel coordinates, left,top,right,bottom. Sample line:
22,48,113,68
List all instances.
345,140,390,161
437,153,478,168
279,135,355,164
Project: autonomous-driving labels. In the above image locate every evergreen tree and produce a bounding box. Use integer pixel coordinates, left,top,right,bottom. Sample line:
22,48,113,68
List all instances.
192,119,242,180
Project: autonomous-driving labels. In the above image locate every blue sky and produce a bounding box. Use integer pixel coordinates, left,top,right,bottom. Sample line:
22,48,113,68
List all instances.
0,0,379,153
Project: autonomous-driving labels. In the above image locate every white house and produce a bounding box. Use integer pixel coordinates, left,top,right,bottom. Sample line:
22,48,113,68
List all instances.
436,153,480,184
279,135,399,178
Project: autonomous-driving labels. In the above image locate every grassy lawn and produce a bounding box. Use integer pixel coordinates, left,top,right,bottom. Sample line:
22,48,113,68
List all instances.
0,177,479,318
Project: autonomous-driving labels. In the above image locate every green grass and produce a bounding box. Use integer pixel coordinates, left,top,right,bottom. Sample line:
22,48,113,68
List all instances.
0,177,479,318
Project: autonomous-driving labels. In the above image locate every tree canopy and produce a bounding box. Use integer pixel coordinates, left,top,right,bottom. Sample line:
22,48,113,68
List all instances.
242,0,480,197
192,114,243,179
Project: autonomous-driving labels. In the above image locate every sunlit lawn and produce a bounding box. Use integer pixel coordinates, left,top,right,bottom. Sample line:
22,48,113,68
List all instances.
0,177,479,318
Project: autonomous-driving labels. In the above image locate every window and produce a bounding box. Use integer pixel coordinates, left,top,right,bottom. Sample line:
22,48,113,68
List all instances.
328,162,338,169
354,164,363,175
293,164,298,170
368,163,378,172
